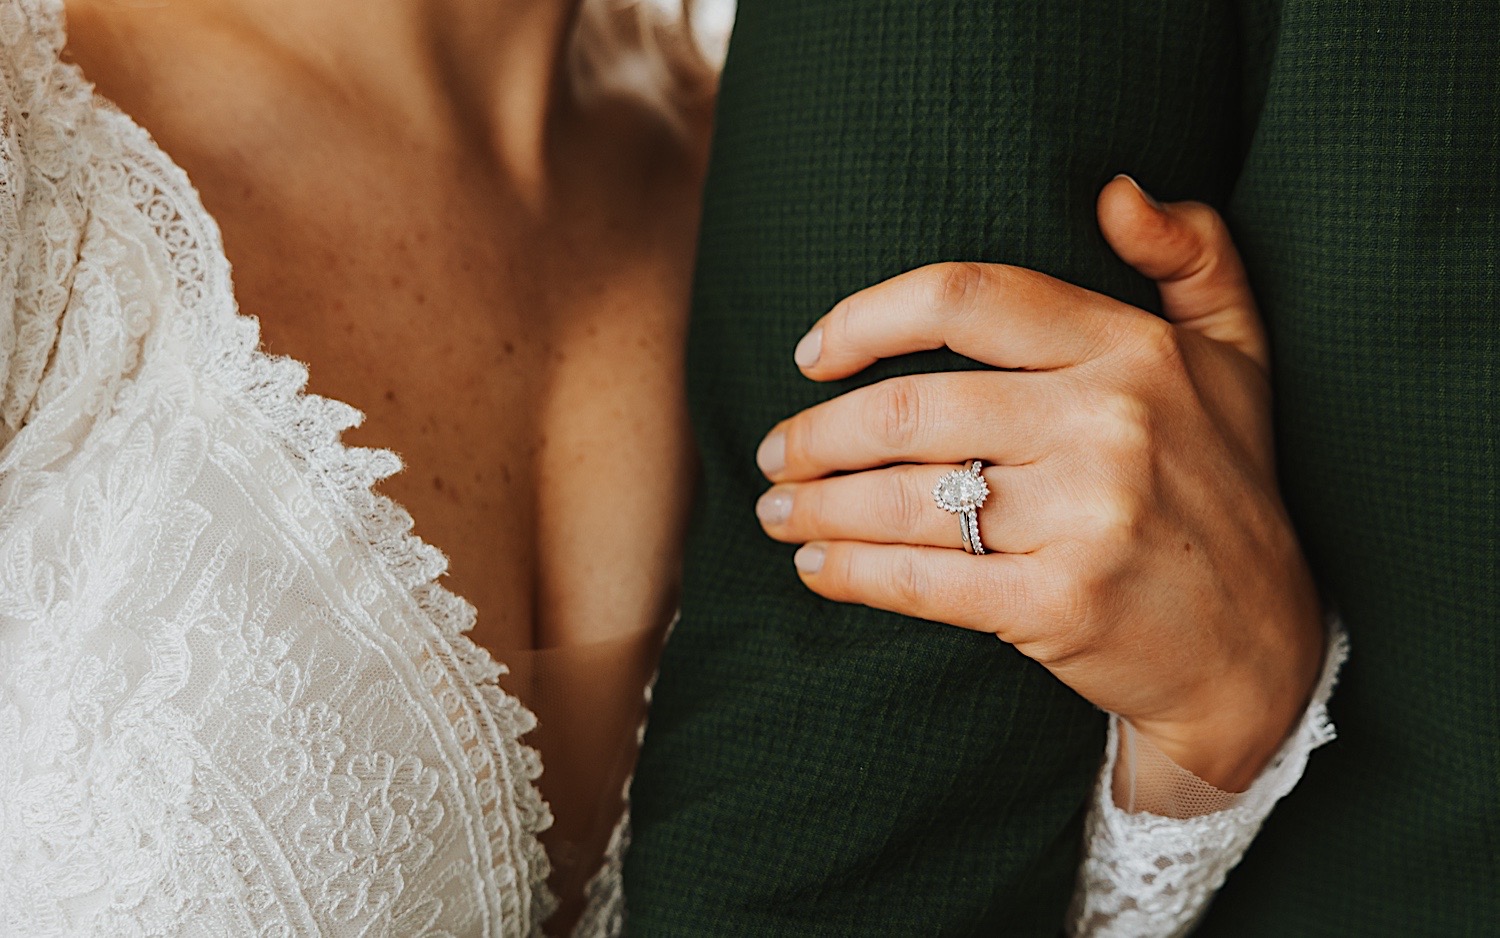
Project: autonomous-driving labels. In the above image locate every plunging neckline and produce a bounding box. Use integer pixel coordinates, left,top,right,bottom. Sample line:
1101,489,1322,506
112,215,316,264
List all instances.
44,0,560,922
54,1,521,693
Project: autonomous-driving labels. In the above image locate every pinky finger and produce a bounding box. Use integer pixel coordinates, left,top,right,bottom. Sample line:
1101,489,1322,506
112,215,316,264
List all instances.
793,541,1040,635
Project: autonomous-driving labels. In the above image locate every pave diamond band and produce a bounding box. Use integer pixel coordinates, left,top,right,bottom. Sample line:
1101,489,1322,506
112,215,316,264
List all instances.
933,460,989,554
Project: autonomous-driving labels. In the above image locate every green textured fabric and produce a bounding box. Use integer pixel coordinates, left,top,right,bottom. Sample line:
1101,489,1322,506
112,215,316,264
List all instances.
626,1,1244,933
1197,2,1499,934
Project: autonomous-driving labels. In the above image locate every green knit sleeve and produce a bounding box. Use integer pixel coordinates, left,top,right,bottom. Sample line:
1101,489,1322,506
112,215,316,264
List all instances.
627,2,1246,932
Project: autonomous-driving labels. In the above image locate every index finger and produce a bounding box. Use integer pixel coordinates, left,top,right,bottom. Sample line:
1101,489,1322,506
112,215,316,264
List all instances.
794,262,1147,380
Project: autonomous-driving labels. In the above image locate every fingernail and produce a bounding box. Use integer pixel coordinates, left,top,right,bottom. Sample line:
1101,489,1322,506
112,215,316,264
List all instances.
756,489,793,525
794,326,823,368
757,431,786,476
1116,173,1163,211
794,544,825,574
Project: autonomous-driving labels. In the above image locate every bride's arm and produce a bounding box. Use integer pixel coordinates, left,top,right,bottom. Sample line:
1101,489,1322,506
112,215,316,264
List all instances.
752,176,1334,928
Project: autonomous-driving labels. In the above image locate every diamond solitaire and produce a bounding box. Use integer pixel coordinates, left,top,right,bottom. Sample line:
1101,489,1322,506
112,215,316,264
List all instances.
933,461,989,513
932,460,989,554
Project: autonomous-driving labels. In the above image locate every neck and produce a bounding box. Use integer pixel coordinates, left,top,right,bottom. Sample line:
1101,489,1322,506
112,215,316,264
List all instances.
209,0,581,191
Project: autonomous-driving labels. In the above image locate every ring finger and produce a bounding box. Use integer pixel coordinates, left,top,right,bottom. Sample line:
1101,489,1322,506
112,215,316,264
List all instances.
755,462,1057,554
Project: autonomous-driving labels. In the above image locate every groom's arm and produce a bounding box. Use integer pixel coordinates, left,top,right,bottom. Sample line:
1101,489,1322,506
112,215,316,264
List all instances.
628,2,1246,932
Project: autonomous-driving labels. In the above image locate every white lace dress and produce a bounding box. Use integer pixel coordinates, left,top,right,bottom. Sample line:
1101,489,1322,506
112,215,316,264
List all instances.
0,1,1341,934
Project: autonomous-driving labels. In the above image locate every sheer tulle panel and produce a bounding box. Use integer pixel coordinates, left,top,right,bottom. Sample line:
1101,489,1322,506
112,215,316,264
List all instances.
498,625,664,931
1112,720,1241,819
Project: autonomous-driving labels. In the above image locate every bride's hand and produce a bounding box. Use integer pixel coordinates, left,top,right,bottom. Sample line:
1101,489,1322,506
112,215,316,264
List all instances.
753,176,1325,791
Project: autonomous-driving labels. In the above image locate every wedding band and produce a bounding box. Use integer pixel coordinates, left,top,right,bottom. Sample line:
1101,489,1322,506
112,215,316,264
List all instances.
932,460,989,554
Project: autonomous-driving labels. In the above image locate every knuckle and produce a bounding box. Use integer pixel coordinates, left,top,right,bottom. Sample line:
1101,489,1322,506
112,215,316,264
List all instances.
1184,201,1232,250
926,261,986,318
1101,391,1155,459
1116,485,1151,538
887,553,928,609
1087,486,1149,550
828,544,855,588
875,473,926,536
871,379,925,450
1202,213,1234,262
825,296,856,347
1125,315,1186,372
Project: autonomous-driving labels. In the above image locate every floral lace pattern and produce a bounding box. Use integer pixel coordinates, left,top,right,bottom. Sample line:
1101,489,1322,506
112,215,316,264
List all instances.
0,1,556,933
1068,621,1348,937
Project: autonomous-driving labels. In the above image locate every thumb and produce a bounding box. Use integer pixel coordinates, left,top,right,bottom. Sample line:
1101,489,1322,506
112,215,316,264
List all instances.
1097,175,1269,371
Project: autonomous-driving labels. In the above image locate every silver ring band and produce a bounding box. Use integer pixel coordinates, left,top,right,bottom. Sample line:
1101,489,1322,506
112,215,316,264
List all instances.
964,507,985,555
932,460,989,555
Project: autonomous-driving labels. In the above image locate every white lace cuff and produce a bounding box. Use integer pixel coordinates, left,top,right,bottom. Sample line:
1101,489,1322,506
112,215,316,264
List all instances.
1068,616,1349,937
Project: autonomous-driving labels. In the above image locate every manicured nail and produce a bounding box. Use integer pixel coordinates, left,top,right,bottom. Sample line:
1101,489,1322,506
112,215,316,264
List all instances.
1115,173,1163,211
756,489,793,525
794,544,825,574
794,326,823,368
757,431,786,476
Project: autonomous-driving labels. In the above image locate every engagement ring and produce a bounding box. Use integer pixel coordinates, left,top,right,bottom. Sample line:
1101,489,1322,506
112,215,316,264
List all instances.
933,460,989,554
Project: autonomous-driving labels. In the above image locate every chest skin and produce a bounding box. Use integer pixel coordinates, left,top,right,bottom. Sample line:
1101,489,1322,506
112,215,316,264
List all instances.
60,2,702,656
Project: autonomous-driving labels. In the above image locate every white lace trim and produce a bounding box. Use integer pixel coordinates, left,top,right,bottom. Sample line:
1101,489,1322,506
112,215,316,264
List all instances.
572,799,630,938
1069,617,1349,937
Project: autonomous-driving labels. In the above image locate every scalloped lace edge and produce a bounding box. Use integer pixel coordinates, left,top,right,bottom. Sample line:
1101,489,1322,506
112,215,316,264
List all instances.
28,0,559,930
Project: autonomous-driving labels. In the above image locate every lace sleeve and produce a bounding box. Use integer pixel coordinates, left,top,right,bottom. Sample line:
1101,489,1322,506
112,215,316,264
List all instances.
1068,617,1349,937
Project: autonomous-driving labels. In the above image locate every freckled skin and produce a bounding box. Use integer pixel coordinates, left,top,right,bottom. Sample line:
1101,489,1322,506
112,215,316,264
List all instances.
62,0,705,654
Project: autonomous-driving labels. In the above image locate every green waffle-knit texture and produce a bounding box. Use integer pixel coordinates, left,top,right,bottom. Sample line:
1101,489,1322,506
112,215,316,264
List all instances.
1199,2,1499,934
628,1,1242,933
